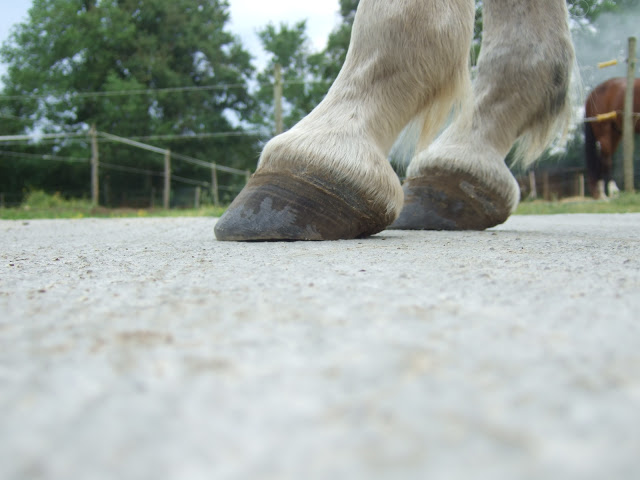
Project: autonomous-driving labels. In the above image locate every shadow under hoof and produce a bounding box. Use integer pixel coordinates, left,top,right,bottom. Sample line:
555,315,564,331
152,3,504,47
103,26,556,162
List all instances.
388,168,512,231
215,172,393,241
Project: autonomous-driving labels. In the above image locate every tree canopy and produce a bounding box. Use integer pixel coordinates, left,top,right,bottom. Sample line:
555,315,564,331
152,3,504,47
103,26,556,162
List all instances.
0,0,258,204
2,0,254,132
251,21,329,134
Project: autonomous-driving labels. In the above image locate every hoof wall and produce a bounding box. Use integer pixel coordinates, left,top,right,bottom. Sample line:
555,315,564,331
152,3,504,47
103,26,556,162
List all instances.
389,169,512,231
215,173,393,241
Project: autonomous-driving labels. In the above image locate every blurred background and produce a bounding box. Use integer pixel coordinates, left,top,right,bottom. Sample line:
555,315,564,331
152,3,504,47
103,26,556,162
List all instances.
0,0,638,209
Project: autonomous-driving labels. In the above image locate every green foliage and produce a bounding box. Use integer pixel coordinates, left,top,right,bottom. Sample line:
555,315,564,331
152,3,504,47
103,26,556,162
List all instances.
1,0,254,132
21,189,90,209
0,189,227,219
252,21,330,133
0,0,258,204
567,0,626,22
516,193,640,215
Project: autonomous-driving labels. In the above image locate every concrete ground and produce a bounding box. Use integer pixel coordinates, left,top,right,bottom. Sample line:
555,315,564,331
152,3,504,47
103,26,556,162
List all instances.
1,214,639,480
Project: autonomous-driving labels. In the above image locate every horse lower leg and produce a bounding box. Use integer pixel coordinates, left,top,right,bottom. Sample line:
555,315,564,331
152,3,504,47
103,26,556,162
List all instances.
391,0,574,230
607,180,620,197
596,180,607,200
602,154,619,199
215,0,474,241
605,134,621,197
588,177,602,199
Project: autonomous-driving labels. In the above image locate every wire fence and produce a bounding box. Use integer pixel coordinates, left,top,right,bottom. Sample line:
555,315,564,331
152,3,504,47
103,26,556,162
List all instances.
0,76,315,208
2,135,638,208
2,72,638,208
0,128,257,209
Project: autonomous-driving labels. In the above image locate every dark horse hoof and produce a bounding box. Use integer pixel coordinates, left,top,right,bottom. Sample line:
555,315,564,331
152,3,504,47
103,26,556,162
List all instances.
215,172,394,241
388,168,512,231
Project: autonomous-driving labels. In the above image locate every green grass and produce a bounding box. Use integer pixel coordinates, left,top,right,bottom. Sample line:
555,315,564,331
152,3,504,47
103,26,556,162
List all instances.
2,190,640,220
0,191,227,220
515,192,640,215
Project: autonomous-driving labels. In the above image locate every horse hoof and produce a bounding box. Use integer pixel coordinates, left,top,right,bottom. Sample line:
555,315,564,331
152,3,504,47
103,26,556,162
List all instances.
388,168,512,231
215,172,394,241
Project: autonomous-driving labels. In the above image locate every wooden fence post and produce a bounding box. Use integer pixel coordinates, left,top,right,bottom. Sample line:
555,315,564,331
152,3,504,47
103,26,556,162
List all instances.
623,36,636,193
542,171,550,201
90,125,99,206
274,63,283,135
528,170,537,199
194,186,201,209
211,163,219,207
163,149,171,209
577,173,585,198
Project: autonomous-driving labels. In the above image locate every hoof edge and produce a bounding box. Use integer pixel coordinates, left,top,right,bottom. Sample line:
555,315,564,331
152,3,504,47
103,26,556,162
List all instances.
215,172,394,241
389,168,512,231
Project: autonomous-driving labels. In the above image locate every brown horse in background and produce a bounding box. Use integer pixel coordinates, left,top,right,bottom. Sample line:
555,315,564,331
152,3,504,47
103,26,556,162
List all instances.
585,78,640,199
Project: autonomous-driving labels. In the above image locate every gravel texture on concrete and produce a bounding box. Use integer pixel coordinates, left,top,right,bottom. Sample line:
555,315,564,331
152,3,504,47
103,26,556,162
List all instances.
1,214,639,480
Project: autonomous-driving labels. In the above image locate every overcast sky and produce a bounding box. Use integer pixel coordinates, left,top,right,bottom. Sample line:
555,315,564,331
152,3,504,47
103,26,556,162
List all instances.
0,0,342,83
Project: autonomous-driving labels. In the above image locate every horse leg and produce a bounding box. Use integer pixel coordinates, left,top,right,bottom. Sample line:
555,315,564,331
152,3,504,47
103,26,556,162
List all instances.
596,180,607,200
215,0,475,241
592,148,606,200
588,124,611,199
585,122,603,199
607,179,620,197
391,0,574,230
596,129,619,200
605,130,622,198
602,154,618,199
587,158,603,199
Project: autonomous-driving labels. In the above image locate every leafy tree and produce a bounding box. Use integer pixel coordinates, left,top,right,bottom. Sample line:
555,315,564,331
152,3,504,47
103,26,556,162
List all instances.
252,21,329,134
0,0,257,204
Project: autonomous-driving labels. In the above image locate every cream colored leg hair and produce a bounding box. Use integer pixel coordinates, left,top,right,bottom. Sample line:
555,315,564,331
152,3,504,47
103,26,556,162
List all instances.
407,0,574,213
256,0,475,219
